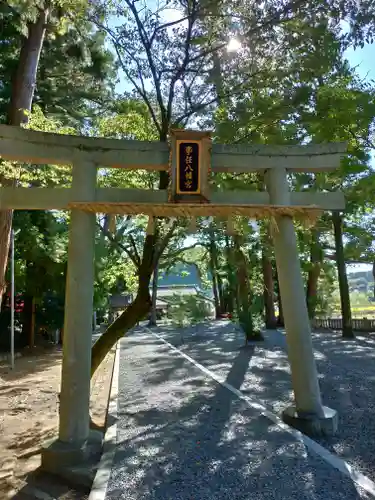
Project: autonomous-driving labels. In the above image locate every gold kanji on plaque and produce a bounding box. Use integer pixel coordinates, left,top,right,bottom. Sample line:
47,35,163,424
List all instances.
169,129,212,202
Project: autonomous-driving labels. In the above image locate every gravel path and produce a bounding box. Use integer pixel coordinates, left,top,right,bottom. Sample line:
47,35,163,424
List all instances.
104,327,372,500
153,321,375,485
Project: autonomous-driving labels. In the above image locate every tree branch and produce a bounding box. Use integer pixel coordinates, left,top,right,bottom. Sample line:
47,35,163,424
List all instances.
154,220,178,265
97,222,140,269
125,0,168,133
175,68,267,124
189,0,309,65
347,126,375,150
166,0,197,123
128,234,141,267
160,242,202,263
149,15,190,47
88,17,162,135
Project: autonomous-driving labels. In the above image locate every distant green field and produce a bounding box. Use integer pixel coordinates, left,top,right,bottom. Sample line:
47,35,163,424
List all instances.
329,291,375,317
331,305,375,318
351,306,375,312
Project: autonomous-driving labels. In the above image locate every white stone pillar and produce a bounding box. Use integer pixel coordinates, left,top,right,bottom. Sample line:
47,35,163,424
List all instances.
266,168,337,435
59,160,97,445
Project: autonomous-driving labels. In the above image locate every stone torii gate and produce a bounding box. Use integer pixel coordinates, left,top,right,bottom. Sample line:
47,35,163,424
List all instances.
0,125,345,473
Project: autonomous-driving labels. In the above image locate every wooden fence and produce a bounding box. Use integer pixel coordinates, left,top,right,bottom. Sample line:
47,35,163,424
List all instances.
312,318,375,333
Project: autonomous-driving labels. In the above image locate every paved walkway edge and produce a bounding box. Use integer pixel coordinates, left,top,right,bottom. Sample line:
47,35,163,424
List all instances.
88,342,120,500
148,328,375,498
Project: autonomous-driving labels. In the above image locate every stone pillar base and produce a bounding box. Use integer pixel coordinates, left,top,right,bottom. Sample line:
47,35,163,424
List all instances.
41,429,103,488
282,405,338,437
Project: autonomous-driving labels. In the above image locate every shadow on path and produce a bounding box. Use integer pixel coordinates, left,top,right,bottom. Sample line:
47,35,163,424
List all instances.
105,328,368,500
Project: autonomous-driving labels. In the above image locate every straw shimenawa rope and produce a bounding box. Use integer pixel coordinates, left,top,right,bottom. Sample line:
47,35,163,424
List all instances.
68,201,322,225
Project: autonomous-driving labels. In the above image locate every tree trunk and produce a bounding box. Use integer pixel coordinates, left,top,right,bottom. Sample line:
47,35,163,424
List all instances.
213,250,225,313
262,251,277,329
275,269,284,327
149,261,159,326
22,294,33,348
216,273,225,312
211,270,220,318
332,212,354,338
373,260,375,300
21,261,34,348
210,229,225,310
91,235,155,377
233,235,261,341
30,297,36,348
306,230,323,320
0,212,13,308
91,121,171,375
0,7,49,309
91,294,151,377
99,215,111,247
209,233,221,317
224,234,235,314
8,8,49,125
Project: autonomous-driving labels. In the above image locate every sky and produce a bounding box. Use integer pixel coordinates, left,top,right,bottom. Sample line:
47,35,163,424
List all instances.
109,10,374,275
342,44,374,273
345,43,375,81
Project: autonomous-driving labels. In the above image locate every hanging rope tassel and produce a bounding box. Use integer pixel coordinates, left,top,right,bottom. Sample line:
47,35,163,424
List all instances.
146,216,155,235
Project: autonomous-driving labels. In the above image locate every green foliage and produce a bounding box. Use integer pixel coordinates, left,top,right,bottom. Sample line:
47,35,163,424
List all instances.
98,100,159,141
0,2,116,126
0,105,74,185
35,24,116,127
167,294,214,327
0,0,374,348
329,289,375,318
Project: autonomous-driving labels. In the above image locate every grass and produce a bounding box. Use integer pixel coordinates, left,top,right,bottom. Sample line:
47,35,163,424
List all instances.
328,291,375,318
351,306,375,312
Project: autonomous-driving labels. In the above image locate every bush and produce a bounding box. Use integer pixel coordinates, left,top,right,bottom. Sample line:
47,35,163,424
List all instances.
167,294,214,326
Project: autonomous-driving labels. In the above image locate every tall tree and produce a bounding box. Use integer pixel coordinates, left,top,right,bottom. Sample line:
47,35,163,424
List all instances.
0,0,115,310
332,212,354,337
305,228,324,319
0,3,116,125
88,0,375,372
0,3,50,309
215,16,375,330
89,0,252,373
